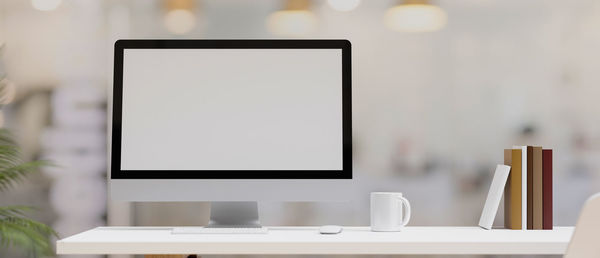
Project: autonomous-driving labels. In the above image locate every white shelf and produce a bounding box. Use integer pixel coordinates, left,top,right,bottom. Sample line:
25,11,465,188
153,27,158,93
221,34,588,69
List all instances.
56,226,573,255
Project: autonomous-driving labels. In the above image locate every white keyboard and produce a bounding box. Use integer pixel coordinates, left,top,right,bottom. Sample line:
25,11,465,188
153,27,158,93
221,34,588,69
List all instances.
172,227,269,234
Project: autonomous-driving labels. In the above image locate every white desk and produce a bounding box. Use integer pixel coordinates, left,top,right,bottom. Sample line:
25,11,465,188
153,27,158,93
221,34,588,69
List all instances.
57,226,573,255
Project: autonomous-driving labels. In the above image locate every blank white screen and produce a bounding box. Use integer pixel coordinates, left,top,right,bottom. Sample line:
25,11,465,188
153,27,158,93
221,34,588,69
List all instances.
120,49,343,170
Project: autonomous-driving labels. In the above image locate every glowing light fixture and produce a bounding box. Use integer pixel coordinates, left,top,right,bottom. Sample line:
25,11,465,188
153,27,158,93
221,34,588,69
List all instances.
31,0,62,11
164,0,196,35
267,0,317,37
384,0,447,32
327,0,361,12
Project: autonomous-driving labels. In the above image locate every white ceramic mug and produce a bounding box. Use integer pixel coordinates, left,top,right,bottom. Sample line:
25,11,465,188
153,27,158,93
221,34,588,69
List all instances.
370,192,411,232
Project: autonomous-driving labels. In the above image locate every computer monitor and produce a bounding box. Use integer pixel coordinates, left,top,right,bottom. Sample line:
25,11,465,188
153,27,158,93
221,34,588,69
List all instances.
110,40,352,228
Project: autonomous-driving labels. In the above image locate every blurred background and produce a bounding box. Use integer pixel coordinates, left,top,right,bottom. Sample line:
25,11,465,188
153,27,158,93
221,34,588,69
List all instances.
1,0,600,257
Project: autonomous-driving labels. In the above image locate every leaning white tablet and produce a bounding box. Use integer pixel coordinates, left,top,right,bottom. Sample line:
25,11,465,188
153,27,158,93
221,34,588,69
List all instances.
479,164,511,230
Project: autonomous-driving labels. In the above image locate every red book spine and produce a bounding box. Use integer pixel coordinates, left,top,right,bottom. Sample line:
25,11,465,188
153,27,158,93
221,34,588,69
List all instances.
542,149,553,230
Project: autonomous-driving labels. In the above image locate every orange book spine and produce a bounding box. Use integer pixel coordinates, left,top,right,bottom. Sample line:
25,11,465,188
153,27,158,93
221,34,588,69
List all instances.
509,149,522,229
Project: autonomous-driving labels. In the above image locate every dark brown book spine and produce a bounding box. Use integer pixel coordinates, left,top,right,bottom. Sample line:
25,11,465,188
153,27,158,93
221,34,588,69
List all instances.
543,149,553,230
533,147,543,229
527,146,533,230
504,149,512,228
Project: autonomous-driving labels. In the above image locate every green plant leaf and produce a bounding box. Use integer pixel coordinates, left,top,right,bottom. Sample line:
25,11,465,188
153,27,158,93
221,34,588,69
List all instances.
0,129,56,256
0,160,49,192
0,206,57,256
0,206,33,217
0,55,56,257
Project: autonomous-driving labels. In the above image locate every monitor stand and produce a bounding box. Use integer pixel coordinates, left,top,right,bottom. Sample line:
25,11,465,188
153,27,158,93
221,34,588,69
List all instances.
172,202,267,234
207,202,262,228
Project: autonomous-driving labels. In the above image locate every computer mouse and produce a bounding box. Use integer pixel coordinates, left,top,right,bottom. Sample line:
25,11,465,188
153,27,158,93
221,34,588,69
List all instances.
319,225,343,234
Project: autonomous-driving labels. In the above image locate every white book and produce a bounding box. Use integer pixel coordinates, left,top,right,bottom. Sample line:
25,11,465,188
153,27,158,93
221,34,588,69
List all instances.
478,164,511,230
514,145,528,230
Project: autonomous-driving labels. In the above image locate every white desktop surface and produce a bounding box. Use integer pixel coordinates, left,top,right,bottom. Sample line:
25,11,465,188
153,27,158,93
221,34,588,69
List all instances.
56,226,573,255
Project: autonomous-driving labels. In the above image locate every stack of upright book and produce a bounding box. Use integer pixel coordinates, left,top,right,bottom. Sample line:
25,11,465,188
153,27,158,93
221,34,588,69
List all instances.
503,146,553,230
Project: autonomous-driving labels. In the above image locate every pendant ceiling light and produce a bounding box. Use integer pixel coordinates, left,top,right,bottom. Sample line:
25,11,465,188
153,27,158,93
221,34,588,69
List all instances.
327,0,361,12
384,0,447,33
267,0,317,37
31,0,62,11
164,0,196,35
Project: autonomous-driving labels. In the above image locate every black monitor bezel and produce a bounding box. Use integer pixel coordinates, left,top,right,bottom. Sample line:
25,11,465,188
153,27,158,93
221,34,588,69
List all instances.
111,39,352,179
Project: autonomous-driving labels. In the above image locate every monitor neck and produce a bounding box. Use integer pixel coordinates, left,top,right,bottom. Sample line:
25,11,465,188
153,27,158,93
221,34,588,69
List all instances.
206,202,262,228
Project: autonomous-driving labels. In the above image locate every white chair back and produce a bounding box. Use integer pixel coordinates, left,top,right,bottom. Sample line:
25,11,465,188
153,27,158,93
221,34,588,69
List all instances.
565,192,600,258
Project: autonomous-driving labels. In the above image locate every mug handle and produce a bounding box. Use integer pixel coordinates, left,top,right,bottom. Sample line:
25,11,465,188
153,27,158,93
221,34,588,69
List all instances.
397,195,411,226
